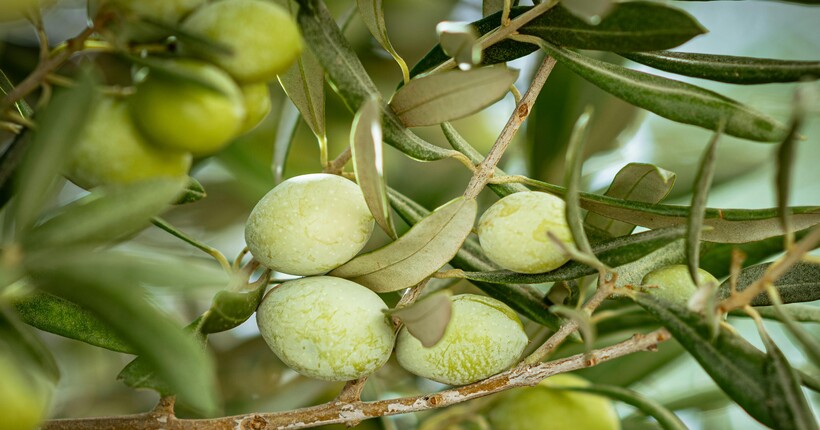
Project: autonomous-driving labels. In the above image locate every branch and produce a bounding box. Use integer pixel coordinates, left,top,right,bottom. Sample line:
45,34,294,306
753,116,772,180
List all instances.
43,328,669,430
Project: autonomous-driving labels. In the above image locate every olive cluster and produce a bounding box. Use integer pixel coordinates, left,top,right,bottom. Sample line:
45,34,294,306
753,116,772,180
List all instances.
66,0,301,189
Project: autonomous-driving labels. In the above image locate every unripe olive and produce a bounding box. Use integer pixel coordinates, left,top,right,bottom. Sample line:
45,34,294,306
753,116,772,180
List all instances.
0,0,43,22
255,276,395,381
478,191,573,274
245,173,374,276
65,97,192,189
129,59,246,156
641,265,719,305
181,0,302,83
238,83,272,134
0,353,52,430
488,374,620,430
100,0,205,25
395,294,528,386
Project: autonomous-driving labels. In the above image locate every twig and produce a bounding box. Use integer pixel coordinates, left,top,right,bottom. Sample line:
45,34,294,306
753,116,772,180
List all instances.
323,146,352,174
42,329,669,430
463,56,556,199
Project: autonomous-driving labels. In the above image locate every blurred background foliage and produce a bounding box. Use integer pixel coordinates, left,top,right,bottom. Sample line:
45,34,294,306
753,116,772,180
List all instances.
0,0,818,429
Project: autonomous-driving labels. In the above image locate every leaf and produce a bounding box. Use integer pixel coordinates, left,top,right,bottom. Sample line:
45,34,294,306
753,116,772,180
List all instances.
776,87,808,244
635,294,815,429
23,178,186,250
732,304,820,324
176,176,207,205
517,177,820,243
717,262,820,306
14,71,96,233
621,51,820,85
686,126,722,285
560,384,687,430
536,41,788,142
26,253,218,414
330,197,477,292
388,291,452,347
200,283,268,334
277,33,326,147
356,0,410,83
0,306,60,383
296,0,454,161
0,68,33,118
409,3,706,77
563,108,596,260
272,99,301,184
351,97,397,239
436,22,482,69
560,0,614,25
390,66,519,127
13,291,135,354
460,226,686,284
585,163,676,238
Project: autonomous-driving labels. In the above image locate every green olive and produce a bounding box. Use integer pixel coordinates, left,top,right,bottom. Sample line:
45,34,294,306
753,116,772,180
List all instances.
255,276,395,381
98,0,205,24
488,374,620,430
245,173,374,276
181,0,302,83
478,191,573,274
129,59,246,156
0,353,53,430
238,83,272,134
66,97,192,189
395,294,528,386
641,265,719,305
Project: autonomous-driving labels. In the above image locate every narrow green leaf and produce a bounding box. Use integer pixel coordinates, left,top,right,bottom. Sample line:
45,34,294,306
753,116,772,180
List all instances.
536,41,788,142
14,71,96,233
351,97,397,239
410,3,706,77
636,294,813,429
717,262,820,306
176,176,207,205
23,178,186,250
436,22,482,69
27,254,218,414
621,51,820,85
200,283,268,334
686,126,722,285
296,0,454,161
561,384,688,430
585,163,676,238
357,0,410,82
277,28,326,146
387,291,452,348
776,87,807,245
699,228,813,279
390,66,519,127
461,226,686,284
0,68,33,118
330,197,477,292
0,306,60,383
272,99,301,184
13,291,135,354
388,187,561,330
563,108,596,260
517,177,820,243
730,304,820,324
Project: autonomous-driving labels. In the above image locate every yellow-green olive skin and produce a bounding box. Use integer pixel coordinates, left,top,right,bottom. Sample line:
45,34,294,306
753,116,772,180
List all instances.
238,83,272,134
129,59,246,156
641,265,719,305
0,353,53,430
256,276,395,381
478,191,574,274
244,173,374,276
65,97,192,189
181,0,303,83
488,374,621,430
395,294,528,386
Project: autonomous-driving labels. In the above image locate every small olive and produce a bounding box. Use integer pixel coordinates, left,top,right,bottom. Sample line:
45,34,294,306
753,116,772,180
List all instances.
641,265,719,305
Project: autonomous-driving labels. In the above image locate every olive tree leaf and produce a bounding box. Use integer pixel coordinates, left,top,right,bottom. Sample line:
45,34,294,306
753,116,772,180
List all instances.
13,291,135,354
732,304,820,324
635,294,817,429
356,0,410,83
387,291,452,347
200,283,268,334
461,226,686,284
776,87,809,245
436,22,482,69
23,178,186,250
621,51,820,85
0,68,33,118
517,177,820,243
0,306,60,383
410,3,706,77
534,40,788,142
560,0,614,25
585,163,676,238
387,187,561,329
296,0,455,161
351,96,397,239
26,253,218,414
330,197,477,292
389,65,519,127
14,71,96,234
560,384,688,430
563,107,597,261
717,262,820,306
686,126,722,285
272,99,301,184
